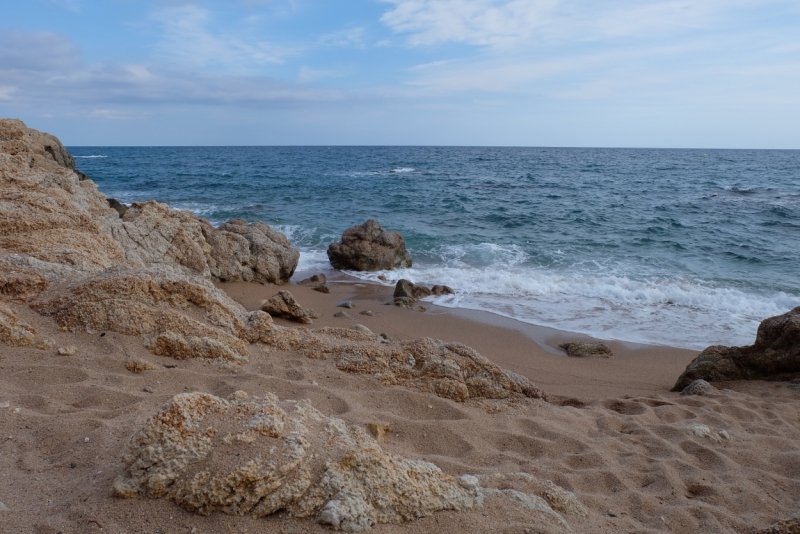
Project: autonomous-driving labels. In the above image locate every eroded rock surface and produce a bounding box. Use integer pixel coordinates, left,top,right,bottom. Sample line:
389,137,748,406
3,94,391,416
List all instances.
113,391,577,531
0,301,36,347
266,328,546,403
297,273,329,293
261,290,317,324
558,342,613,358
32,266,273,364
392,279,454,307
327,220,412,271
673,307,800,391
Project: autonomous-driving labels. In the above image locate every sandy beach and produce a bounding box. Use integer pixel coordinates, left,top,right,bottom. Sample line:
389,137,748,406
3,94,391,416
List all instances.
2,275,799,533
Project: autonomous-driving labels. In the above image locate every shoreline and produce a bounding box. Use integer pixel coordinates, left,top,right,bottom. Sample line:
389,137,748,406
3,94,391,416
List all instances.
218,275,701,400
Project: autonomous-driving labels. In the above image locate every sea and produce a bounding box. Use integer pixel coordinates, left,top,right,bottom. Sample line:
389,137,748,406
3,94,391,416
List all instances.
68,146,800,350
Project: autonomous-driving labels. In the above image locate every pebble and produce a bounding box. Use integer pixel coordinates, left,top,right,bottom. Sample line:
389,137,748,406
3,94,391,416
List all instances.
359,310,374,316
57,346,77,356
378,275,388,282
333,311,354,319
380,333,391,341
143,386,154,393
336,300,354,309
84,437,90,443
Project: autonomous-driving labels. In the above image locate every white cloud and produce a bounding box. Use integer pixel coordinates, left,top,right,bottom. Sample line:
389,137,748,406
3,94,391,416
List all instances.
319,27,366,48
153,5,298,71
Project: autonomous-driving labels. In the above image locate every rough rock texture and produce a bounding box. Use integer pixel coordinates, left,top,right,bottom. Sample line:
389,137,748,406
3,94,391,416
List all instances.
393,280,454,307
558,342,613,358
260,290,317,324
32,266,273,365
210,218,299,284
759,512,800,534
0,301,36,347
297,273,329,293
114,392,577,531
327,220,412,271
680,379,716,396
266,328,546,403
107,198,129,217
0,118,80,172
673,307,800,391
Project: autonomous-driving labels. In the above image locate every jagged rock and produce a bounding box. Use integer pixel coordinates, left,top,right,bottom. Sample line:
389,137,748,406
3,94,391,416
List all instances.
261,290,316,324
212,218,299,285
432,285,455,296
114,391,577,531
267,329,546,403
0,301,36,347
337,300,354,309
297,273,329,293
394,279,432,301
0,118,80,173
126,359,159,373
107,198,128,217
672,307,800,391
327,220,412,271
680,379,715,396
57,346,77,356
558,342,613,358
758,512,800,534
32,265,273,365
334,311,354,319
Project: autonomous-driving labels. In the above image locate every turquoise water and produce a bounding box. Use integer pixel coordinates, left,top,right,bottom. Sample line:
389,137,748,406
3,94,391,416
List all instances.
70,146,800,349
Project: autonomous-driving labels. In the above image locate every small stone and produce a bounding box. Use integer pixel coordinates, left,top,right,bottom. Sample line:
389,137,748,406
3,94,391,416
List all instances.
681,379,715,396
143,386,154,393
558,341,613,358
57,346,77,356
367,422,390,442
261,290,316,324
416,306,427,312
350,324,373,335
359,310,374,316
378,275,388,282
37,339,54,350
70,462,77,468
84,437,90,443
333,311,354,319
718,429,731,441
337,300,354,309
125,359,158,374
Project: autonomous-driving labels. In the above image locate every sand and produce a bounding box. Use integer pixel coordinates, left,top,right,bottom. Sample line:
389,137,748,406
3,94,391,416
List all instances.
1,276,799,533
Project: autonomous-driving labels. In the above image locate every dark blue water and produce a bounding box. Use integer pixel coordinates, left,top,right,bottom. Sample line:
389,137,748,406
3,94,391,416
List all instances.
69,146,800,349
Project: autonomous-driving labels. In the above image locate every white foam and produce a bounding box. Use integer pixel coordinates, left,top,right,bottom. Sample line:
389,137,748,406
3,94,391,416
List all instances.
390,167,415,173
74,155,108,158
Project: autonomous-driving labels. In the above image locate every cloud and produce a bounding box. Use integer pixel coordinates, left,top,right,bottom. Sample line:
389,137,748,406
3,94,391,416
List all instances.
153,5,298,71
0,31,81,72
319,27,366,48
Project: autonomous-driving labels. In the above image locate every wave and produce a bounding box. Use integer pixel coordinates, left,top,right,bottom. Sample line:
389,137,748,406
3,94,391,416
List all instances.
389,167,415,173
74,155,108,158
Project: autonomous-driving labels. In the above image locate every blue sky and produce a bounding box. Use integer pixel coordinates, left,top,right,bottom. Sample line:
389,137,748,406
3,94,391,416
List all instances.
1,0,799,147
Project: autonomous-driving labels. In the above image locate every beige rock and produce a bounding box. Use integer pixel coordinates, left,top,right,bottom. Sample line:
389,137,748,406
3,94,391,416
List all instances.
57,345,77,356
558,341,613,358
113,392,481,530
261,290,317,324
0,301,36,347
125,359,159,373
213,219,299,284
267,328,546,403
367,422,390,442
32,265,273,364
758,512,800,534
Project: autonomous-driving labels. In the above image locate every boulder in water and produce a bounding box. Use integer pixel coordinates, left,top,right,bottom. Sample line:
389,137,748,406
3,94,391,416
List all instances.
327,219,412,271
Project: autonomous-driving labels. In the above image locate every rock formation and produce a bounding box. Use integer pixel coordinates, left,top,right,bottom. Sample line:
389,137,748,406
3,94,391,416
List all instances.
266,328,546,403
0,301,36,347
260,290,318,324
297,273,329,293
32,265,273,365
327,220,412,271
558,341,613,358
392,279,454,307
113,391,577,531
672,307,800,391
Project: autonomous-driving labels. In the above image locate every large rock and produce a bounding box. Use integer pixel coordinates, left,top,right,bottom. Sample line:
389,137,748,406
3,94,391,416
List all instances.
672,307,800,391
261,290,317,324
32,265,273,365
211,218,299,284
327,220,412,271
113,391,579,531
0,118,80,174
266,328,546,403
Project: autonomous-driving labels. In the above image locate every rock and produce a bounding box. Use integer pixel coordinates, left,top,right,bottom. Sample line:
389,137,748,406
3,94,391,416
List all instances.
758,512,800,534
107,198,129,217
115,392,577,530
431,285,455,296
680,379,715,396
297,274,329,293
57,346,77,356
377,275,388,282
0,500,8,511
143,386,154,394
211,218,299,285
367,422,390,442
113,391,482,530
350,324,374,335
0,118,79,172
269,330,547,404
0,301,36,347
416,306,427,312
32,265,273,365
393,279,432,302
359,310,374,317
327,220,412,271
558,342,613,358
333,311,354,319
261,290,316,324
337,300,354,309
126,359,159,373
672,307,800,391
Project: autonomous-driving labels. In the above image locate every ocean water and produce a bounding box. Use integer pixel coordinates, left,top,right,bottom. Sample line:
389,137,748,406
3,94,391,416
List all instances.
69,146,800,350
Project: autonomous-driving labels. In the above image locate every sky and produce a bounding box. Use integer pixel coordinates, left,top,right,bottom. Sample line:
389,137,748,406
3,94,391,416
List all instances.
1,0,799,147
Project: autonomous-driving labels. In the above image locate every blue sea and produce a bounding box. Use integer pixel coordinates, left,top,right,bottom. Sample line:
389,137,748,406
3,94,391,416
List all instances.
69,146,800,350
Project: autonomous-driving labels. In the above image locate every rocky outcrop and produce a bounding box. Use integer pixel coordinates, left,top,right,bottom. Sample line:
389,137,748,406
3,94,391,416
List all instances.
392,279,454,307
327,220,412,271
672,307,800,391
297,273,329,293
0,301,36,347
260,290,318,324
266,328,546,403
32,266,273,365
113,391,577,531
0,118,80,174
758,512,800,534
558,341,613,358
